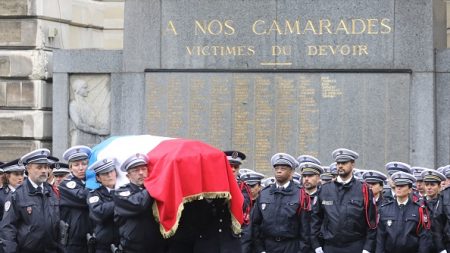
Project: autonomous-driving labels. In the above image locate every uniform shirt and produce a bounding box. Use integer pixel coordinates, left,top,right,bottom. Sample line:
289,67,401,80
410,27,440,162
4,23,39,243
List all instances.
59,174,92,250
114,183,165,253
376,198,431,253
87,185,119,251
310,176,377,252
0,179,60,253
249,181,310,253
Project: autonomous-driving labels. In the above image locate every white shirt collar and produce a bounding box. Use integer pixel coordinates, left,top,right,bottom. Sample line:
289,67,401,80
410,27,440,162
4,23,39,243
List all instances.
396,198,409,206
106,187,114,193
8,185,16,192
28,179,43,190
337,176,352,185
276,181,290,189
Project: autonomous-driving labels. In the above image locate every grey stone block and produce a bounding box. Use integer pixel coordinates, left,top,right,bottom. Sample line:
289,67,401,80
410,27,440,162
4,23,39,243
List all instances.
0,0,28,16
436,73,450,167
436,49,450,73
110,73,146,135
0,110,52,138
393,0,445,72
123,0,160,72
53,50,122,73
409,73,435,168
52,73,69,159
0,80,51,109
0,140,51,162
0,19,37,47
0,50,52,79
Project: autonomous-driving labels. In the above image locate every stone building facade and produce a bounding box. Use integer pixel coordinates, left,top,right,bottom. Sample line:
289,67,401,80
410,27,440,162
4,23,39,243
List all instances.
0,0,123,160
0,0,450,168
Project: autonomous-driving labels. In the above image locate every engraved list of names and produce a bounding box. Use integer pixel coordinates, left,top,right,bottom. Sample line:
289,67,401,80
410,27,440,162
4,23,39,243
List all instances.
146,72,410,173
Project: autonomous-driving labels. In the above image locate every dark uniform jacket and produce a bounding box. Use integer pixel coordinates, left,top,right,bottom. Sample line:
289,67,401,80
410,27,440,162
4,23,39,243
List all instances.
87,186,119,253
0,186,12,220
249,181,310,253
0,179,60,253
114,183,165,253
431,187,450,252
59,174,92,252
376,198,431,253
240,182,253,253
310,177,377,252
166,198,241,253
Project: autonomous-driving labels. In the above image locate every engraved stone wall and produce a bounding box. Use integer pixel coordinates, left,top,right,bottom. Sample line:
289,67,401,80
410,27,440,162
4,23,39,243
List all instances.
146,72,410,173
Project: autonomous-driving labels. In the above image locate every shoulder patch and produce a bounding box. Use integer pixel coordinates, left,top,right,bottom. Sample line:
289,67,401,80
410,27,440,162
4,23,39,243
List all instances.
66,181,76,189
4,201,11,212
119,190,131,197
88,196,99,204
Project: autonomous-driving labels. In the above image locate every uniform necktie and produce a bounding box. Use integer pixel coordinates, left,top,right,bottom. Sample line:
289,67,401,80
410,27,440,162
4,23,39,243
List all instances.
36,186,42,194
399,204,405,208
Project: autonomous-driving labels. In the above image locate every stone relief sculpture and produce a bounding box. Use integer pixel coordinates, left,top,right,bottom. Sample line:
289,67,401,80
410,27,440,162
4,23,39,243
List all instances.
69,74,110,147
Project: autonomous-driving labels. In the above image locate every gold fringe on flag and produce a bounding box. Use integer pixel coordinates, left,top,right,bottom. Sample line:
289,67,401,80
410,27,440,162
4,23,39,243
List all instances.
152,191,242,238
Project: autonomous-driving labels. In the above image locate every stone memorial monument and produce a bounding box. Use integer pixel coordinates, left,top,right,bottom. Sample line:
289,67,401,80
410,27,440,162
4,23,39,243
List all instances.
53,0,449,174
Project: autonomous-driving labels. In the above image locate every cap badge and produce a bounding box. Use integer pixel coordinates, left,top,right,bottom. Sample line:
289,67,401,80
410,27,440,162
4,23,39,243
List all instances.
103,159,108,164
55,163,60,169
339,151,343,154
232,152,238,159
27,206,32,215
41,150,45,155
394,163,398,167
261,203,266,210
387,220,392,227
76,148,80,152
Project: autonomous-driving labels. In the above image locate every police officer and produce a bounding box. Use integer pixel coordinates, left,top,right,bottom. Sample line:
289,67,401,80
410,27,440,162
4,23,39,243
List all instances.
239,169,264,252
0,149,60,253
383,162,413,203
87,158,120,253
297,155,321,166
431,165,450,253
249,153,310,253
297,155,321,187
0,159,25,220
114,153,165,253
239,169,265,227
422,169,445,212
362,170,388,207
224,150,246,179
320,166,333,183
299,162,323,253
412,167,427,197
51,162,71,197
59,145,93,252
376,171,432,253
311,148,377,253
300,162,323,199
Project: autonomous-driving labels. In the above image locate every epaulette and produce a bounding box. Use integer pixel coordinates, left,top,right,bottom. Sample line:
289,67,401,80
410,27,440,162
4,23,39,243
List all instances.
63,174,74,181
413,200,425,208
261,184,272,191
